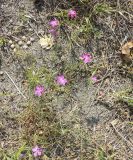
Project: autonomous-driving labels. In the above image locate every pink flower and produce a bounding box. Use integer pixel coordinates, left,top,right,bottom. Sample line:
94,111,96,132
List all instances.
49,19,59,28
32,145,43,157
68,10,77,19
80,53,92,64
34,85,45,97
91,76,98,83
49,29,58,37
56,75,68,86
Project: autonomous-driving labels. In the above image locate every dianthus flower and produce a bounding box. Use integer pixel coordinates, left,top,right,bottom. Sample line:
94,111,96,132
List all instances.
49,19,59,28
80,53,92,64
32,145,43,157
34,85,45,97
68,10,77,19
56,75,68,86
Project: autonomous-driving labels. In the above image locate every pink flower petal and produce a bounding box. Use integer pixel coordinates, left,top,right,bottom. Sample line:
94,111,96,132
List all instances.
49,29,58,37
37,150,42,156
32,145,39,151
49,19,59,28
68,10,77,19
33,152,38,157
56,75,68,86
80,53,92,64
34,85,45,97
91,76,98,82
32,145,43,157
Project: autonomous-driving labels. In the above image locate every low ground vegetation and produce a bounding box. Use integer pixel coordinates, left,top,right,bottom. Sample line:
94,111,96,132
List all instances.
0,0,133,159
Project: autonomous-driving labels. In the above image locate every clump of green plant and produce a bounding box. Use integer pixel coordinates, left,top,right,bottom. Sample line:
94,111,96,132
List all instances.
114,89,133,107
93,3,113,14
0,37,7,47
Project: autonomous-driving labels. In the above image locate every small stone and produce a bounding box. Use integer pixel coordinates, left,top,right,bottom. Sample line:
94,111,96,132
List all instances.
8,32,12,36
18,41,23,46
9,40,13,44
23,45,28,49
10,44,15,49
4,47,7,50
38,30,44,35
22,36,26,41
27,41,31,45
13,48,17,52
14,38,19,42
30,37,35,42
0,71,4,75
9,19,13,23
28,28,33,32
38,130,43,135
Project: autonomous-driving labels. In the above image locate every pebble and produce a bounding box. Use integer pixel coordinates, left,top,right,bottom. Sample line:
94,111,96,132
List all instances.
23,45,28,49
30,37,35,42
29,28,33,32
18,41,23,46
0,71,4,75
14,38,19,42
22,36,26,41
8,32,12,36
9,40,13,44
10,44,15,49
38,130,43,135
27,41,31,45
38,30,44,35
4,47,8,50
13,48,17,52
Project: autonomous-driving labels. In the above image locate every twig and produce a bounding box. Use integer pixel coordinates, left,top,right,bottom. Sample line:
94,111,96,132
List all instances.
5,71,27,99
27,21,40,38
110,122,133,148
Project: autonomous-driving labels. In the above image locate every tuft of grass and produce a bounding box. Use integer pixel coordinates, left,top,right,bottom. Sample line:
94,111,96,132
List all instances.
93,3,113,14
114,89,133,107
0,37,7,47
97,149,106,160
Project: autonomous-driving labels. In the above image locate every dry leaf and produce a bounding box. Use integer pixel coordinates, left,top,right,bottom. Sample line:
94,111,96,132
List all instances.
121,41,133,63
39,35,54,49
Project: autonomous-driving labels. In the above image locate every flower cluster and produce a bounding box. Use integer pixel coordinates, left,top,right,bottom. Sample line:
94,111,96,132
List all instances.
80,53,92,64
29,8,98,159
49,18,59,37
34,85,45,97
34,52,94,96
32,145,43,157
34,8,98,97
49,9,77,37
49,19,59,28
68,10,77,19
56,75,68,86
91,76,98,83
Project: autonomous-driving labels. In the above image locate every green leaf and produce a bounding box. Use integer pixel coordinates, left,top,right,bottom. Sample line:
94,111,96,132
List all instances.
12,143,26,160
